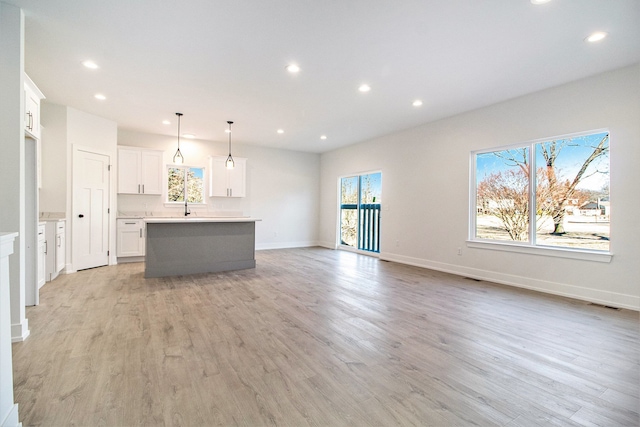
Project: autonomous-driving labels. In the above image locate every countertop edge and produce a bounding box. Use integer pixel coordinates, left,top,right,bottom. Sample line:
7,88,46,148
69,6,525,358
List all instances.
144,217,261,223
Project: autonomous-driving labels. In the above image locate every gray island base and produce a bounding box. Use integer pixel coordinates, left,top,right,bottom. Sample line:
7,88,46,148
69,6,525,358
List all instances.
144,218,260,278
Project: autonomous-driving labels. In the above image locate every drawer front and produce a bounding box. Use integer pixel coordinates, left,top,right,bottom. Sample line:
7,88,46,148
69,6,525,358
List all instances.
56,221,65,233
117,219,144,229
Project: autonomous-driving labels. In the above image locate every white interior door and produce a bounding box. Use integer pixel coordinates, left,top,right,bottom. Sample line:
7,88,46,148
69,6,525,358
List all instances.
73,147,110,271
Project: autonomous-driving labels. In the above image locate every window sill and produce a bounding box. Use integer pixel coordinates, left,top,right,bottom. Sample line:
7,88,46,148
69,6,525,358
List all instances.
466,240,612,263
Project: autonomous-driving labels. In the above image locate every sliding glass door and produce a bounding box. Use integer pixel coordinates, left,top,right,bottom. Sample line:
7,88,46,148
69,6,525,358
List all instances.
339,172,381,253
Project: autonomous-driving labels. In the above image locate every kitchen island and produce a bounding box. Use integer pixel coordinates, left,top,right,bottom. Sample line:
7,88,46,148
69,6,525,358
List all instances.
144,217,260,278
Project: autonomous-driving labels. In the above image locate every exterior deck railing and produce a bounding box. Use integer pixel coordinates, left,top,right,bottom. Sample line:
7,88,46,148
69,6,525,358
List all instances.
341,203,381,253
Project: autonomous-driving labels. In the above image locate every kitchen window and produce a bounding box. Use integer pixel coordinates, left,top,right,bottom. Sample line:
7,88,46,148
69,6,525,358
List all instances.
167,166,205,204
470,129,610,260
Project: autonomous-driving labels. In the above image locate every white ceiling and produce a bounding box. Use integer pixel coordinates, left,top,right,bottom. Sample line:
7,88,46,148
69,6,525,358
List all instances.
8,0,640,153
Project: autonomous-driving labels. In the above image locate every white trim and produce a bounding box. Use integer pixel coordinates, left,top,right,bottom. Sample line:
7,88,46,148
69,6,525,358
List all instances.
318,241,338,250
338,244,380,258
0,403,20,427
11,321,29,343
379,251,637,311
256,241,318,250
469,128,611,253
466,240,612,263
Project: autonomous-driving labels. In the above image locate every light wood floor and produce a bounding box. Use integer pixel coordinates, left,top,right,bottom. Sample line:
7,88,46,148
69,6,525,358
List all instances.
12,247,639,426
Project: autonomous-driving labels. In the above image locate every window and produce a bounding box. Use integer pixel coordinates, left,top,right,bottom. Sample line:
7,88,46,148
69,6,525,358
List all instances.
167,166,205,203
472,130,610,253
340,172,382,253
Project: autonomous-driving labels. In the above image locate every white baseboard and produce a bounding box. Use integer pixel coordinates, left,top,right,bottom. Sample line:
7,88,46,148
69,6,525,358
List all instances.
317,241,338,250
0,403,20,427
11,320,29,343
380,252,640,311
256,241,319,251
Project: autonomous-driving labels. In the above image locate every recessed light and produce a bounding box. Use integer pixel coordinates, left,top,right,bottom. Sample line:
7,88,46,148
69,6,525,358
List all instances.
585,31,608,43
162,120,171,125
82,60,99,69
286,64,300,73
412,100,423,107
359,84,371,92
183,134,195,139
277,129,284,134
94,94,106,100
530,0,551,5
320,135,327,140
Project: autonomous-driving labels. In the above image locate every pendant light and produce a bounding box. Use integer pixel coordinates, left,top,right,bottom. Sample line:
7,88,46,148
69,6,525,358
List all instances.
173,112,184,164
226,120,235,169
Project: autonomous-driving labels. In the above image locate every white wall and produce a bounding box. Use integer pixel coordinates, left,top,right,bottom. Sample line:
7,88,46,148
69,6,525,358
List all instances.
320,64,640,310
0,3,24,423
117,130,320,249
39,103,67,213
39,104,118,270
0,1,29,344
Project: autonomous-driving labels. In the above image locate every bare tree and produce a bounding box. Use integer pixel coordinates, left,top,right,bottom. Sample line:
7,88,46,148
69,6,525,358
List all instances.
478,133,609,239
537,135,609,233
477,169,529,240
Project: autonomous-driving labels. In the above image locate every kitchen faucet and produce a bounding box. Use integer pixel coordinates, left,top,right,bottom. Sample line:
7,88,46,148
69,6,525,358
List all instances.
184,199,190,216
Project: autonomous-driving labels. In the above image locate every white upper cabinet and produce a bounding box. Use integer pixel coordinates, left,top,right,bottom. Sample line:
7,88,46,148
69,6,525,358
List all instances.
24,74,45,139
209,156,246,198
118,146,163,195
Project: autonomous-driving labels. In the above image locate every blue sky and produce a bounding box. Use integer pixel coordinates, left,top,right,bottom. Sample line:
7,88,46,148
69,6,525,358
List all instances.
477,131,609,191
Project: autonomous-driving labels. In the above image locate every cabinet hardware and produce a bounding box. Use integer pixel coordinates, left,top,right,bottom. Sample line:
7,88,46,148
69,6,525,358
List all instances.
125,222,136,225
44,241,47,255
138,184,141,193
142,184,145,193
140,229,142,238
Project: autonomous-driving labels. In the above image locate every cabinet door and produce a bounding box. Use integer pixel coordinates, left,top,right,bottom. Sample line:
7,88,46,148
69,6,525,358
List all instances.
140,150,163,195
37,227,46,288
56,225,66,273
24,86,41,139
228,158,246,197
209,157,229,197
117,221,145,257
118,148,141,194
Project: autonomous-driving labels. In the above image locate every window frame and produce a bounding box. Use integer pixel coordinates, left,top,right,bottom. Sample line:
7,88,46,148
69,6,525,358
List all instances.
468,129,612,263
165,164,206,205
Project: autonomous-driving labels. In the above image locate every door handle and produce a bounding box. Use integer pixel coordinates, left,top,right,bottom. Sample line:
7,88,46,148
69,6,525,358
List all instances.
78,214,84,218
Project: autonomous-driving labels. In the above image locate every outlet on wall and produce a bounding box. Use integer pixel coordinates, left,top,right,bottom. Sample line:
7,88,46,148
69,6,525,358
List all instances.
457,247,462,255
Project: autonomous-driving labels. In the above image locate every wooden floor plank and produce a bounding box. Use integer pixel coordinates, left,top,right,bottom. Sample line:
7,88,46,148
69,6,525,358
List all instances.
12,247,639,426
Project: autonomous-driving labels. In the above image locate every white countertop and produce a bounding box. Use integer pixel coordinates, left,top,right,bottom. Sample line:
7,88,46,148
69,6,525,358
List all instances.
144,217,261,223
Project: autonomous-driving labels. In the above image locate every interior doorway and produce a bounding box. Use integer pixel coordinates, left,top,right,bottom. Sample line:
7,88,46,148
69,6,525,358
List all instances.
339,172,382,253
72,147,110,271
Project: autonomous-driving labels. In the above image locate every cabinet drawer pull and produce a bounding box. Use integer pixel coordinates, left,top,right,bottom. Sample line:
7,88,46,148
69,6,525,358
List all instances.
124,222,136,225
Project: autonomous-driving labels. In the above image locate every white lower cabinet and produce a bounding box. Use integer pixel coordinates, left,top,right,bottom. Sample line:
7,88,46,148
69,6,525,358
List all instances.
37,224,46,288
45,220,66,282
117,219,145,258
